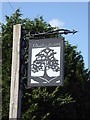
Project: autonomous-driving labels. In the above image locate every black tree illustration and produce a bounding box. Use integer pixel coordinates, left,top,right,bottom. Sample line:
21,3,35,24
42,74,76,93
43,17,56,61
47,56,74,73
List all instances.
31,47,60,79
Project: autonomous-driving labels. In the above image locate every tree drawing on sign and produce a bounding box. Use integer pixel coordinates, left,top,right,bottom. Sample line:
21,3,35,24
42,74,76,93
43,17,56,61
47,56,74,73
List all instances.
31,47,60,83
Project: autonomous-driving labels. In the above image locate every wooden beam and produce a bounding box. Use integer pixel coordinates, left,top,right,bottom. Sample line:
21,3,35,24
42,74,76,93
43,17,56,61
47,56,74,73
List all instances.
9,24,22,119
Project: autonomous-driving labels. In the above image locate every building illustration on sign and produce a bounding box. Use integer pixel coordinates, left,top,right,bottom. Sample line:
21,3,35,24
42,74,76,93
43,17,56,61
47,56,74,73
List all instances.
28,37,64,87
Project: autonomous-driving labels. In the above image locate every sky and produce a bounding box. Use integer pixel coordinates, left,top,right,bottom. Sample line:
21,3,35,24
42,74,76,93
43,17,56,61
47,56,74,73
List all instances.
1,2,88,68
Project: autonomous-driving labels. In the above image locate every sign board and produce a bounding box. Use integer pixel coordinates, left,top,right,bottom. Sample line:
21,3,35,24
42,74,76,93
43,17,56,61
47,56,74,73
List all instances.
27,37,64,87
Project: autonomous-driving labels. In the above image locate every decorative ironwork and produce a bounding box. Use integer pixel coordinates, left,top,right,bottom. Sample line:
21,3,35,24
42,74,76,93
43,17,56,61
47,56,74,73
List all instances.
28,29,78,39
24,28,78,88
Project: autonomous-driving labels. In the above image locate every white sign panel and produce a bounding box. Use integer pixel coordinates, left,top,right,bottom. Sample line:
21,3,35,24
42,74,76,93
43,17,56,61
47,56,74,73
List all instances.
28,37,64,87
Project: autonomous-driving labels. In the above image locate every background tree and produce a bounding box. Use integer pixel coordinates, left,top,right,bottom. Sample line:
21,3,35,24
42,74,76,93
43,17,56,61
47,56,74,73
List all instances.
1,9,90,120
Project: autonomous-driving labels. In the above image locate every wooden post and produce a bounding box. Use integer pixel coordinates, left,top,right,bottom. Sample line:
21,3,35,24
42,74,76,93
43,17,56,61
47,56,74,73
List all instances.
9,24,23,119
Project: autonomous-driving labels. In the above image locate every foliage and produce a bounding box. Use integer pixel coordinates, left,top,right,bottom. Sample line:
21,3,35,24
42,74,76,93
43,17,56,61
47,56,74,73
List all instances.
2,9,90,120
